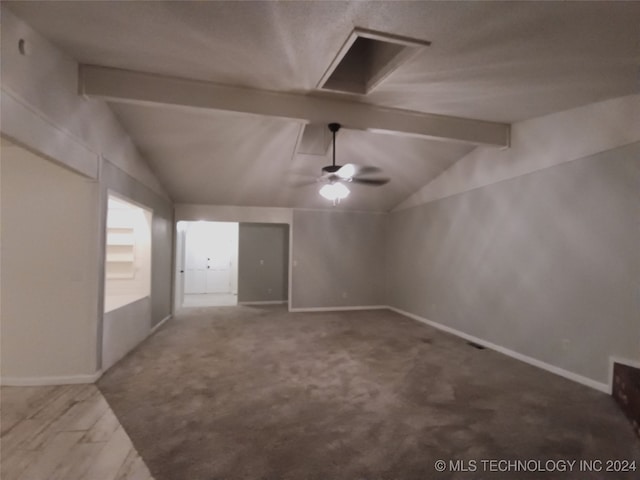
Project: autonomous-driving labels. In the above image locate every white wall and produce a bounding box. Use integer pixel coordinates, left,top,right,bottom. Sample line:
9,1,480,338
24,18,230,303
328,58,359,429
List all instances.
1,143,100,382
1,6,168,198
175,204,293,224
0,6,174,382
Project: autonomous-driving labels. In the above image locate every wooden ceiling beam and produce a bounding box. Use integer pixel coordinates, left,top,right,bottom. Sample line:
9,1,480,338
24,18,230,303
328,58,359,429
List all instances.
80,65,510,148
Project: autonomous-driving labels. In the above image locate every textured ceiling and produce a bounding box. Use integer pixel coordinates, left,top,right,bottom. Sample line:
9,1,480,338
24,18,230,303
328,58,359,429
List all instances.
109,104,473,210
6,1,640,210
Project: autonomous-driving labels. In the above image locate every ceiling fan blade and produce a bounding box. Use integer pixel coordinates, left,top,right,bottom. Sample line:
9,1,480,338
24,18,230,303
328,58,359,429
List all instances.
337,163,382,179
290,178,319,188
355,165,383,175
350,177,390,186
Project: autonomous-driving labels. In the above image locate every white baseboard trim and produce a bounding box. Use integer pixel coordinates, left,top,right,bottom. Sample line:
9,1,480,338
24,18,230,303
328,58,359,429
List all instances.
388,306,610,394
150,314,172,335
1,370,104,387
239,300,287,305
289,305,388,313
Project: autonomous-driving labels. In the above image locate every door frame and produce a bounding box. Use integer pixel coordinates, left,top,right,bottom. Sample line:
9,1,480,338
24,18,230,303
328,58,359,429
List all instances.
176,220,239,307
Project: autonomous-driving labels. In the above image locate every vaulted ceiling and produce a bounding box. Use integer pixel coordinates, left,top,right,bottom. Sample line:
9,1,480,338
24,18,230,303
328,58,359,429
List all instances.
6,1,640,211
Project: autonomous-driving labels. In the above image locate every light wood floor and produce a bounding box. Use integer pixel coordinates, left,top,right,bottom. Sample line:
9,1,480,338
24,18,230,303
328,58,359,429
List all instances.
1,384,155,480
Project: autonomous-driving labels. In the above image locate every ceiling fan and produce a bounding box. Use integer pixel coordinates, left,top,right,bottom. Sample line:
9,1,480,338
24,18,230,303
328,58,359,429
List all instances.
312,123,390,204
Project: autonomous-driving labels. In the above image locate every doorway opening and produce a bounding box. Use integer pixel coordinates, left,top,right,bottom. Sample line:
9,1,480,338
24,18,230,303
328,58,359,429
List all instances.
176,221,239,308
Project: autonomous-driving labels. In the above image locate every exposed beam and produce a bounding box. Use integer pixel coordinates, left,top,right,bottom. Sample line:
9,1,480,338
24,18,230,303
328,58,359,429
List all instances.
79,65,510,147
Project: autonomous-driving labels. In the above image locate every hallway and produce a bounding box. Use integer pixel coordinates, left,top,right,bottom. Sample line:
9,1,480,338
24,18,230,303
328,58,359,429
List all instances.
182,293,238,307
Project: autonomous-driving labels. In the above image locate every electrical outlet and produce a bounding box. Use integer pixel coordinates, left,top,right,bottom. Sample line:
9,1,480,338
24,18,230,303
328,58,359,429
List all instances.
342,292,348,299
267,288,272,294
562,339,570,350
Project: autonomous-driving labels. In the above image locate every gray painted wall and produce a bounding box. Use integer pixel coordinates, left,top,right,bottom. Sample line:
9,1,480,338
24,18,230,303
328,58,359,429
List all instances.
101,160,174,327
238,223,289,303
100,160,173,371
292,210,386,309
102,297,151,371
386,142,640,384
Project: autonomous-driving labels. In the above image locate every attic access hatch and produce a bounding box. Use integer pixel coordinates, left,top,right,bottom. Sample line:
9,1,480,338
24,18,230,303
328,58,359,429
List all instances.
318,28,431,95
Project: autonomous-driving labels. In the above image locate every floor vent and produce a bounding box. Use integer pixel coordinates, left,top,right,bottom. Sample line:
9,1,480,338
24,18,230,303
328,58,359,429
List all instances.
467,341,486,350
317,28,430,95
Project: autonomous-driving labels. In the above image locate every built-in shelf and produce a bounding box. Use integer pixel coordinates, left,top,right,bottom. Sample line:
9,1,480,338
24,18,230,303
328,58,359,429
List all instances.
106,272,136,279
107,232,135,246
106,227,135,279
106,253,135,262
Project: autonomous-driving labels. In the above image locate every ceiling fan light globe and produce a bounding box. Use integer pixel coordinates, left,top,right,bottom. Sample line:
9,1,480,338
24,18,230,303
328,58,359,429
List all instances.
319,183,350,201
337,164,356,179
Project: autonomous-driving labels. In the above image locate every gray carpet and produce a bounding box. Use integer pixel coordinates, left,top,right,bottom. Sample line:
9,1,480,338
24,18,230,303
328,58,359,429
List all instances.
98,306,640,480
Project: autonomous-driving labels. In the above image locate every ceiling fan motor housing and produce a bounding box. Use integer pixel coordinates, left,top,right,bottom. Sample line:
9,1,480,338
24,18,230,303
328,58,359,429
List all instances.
322,165,341,174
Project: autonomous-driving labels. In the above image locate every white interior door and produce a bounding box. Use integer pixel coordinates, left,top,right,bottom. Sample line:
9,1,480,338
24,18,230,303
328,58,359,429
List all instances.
184,222,238,295
205,252,231,293
184,224,208,294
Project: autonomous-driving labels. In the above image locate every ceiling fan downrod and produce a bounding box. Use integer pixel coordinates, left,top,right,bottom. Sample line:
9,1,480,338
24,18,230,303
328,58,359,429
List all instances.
326,122,341,173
